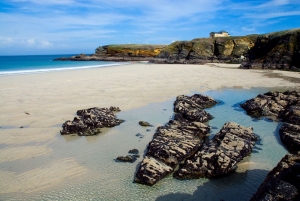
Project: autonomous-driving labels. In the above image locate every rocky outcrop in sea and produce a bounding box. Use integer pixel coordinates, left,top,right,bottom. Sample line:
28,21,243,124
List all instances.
135,94,217,186
250,153,300,201
60,106,124,136
240,90,300,152
174,122,258,179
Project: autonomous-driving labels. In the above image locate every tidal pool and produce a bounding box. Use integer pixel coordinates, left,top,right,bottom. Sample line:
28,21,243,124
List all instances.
0,88,289,201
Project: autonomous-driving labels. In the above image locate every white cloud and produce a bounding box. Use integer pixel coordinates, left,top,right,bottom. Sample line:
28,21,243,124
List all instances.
39,40,53,48
27,38,35,45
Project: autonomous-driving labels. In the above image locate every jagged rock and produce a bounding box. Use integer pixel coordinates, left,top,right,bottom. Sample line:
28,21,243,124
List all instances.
281,105,300,125
135,120,211,186
241,90,300,152
135,93,217,186
240,29,300,70
279,123,300,152
173,94,218,123
135,156,173,186
250,153,300,201
128,149,139,154
240,91,300,118
60,107,124,136
115,155,139,163
147,122,207,168
139,121,152,127
174,122,258,179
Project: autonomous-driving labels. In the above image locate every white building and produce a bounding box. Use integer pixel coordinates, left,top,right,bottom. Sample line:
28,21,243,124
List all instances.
210,30,230,38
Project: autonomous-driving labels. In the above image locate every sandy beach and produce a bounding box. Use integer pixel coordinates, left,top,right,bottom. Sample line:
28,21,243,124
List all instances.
0,63,299,197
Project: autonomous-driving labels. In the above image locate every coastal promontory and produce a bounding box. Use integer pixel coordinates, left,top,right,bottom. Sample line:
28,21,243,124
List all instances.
55,28,300,70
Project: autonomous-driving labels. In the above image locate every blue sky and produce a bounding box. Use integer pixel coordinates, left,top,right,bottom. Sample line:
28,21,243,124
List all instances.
0,0,299,55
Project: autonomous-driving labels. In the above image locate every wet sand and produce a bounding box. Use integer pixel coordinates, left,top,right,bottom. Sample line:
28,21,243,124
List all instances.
0,63,299,196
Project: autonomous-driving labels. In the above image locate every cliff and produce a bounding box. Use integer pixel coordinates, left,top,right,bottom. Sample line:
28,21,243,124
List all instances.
55,28,300,70
154,36,257,64
56,44,166,62
153,28,300,70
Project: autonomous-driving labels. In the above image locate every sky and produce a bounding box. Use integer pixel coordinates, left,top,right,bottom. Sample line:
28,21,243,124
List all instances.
0,0,300,55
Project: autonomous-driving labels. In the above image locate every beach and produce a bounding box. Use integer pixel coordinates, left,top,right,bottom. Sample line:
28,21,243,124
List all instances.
0,63,300,199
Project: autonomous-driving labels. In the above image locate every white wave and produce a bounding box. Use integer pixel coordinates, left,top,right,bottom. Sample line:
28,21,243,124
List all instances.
0,62,130,76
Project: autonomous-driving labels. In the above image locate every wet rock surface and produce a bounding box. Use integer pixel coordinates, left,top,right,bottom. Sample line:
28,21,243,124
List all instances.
250,153,300,201
135,94,217,186
279,123,300,153
241,90,300,152
240,91,300,118
173,94,218,123
139,121,152,127
60,107,124,136
174,122,258,179
115,155,139,163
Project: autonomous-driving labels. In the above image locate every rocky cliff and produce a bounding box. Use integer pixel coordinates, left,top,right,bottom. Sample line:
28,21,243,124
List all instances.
153,29,300,70
55,28,300,70
56,44,166,61
154,36,257,64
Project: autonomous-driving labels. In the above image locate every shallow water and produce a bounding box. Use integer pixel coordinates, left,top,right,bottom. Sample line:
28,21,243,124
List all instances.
0,88,289,201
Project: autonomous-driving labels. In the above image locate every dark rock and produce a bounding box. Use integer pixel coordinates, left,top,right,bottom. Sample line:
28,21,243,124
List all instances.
135,133,144,138
279,123,300,152
139,121,152,127
60,107,124,136
135,93,217,186
128,149,139,154
135,156,173,186
173,94,218,123
250,153,300,201
135,120,211,185
115,155,138,163
146,129,151,132
241,90,300,152
174,122,258,179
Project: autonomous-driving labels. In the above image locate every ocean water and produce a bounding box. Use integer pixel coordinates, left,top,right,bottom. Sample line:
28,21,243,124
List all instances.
0,87,290,201
0,55,126,76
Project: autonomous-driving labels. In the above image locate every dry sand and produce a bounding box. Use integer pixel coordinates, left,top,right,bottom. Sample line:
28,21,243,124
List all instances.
0,63,299,194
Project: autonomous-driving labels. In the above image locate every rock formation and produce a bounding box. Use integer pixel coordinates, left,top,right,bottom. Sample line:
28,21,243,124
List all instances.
55,44,166,62
135,94,217,186
174,122,258,179
241,29,300,70
153,29,300,70
250,153,300,201
55,29,300,70
240,90,300,152
60,107,124,136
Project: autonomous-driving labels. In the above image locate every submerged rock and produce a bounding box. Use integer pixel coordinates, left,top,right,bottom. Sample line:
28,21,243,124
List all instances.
128,149,139,154
241,90,300,152
174,122,258,179
139,121,152,127
60,107,124,136
115,155,139,163
250,153,300,201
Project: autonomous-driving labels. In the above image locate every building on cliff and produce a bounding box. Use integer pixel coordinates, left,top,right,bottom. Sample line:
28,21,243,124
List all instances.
210,30,230,38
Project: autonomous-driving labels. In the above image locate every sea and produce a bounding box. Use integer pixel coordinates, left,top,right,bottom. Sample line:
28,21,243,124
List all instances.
0,54,126,76
0,55,290,200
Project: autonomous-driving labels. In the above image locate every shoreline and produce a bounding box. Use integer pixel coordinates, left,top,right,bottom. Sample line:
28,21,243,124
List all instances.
0,63,300,197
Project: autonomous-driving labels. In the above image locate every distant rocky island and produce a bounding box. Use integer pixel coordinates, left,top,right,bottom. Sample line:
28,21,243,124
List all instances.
55,28,300,71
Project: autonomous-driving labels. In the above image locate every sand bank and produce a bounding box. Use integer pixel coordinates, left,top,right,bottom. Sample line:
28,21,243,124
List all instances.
0,63,299,195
